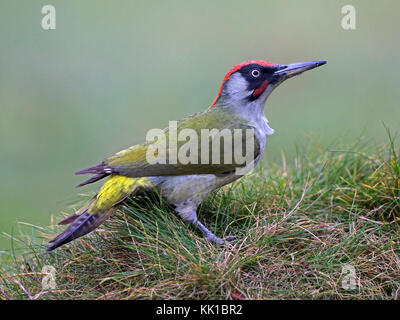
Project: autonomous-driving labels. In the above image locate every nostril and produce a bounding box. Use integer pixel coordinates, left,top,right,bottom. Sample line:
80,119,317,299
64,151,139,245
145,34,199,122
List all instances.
272,65,288,73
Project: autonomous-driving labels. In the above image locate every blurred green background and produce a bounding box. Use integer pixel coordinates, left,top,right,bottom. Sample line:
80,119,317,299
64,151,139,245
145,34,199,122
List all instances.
0,0,399,252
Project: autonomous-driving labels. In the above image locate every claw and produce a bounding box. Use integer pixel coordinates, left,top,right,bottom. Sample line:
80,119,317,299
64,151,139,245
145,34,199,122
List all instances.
187,217,236,246
224,235,237,242
205,233,236,245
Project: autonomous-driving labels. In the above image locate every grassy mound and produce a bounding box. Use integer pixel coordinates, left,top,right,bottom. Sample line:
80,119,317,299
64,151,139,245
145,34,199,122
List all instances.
0,134,399,300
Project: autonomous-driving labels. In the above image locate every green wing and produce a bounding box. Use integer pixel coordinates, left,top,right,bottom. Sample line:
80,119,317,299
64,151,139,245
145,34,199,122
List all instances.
76,108,261,182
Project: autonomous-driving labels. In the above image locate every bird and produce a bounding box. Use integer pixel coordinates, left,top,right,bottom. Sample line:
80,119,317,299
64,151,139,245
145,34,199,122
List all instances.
47,59,326,251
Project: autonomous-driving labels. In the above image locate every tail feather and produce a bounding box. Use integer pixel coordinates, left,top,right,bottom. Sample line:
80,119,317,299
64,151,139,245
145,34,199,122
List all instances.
75,173,109,188
47,175,155,252
75,162,111,188
47,213,92,249
47,208,116,251
75,162,109,175
57,213,80,226
57,197,96,226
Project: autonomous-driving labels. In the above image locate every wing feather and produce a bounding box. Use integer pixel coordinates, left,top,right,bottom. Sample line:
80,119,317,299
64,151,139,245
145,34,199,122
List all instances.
76,108,261,185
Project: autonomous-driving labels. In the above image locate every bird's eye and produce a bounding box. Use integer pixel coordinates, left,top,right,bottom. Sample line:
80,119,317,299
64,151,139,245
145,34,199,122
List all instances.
251,69,260,78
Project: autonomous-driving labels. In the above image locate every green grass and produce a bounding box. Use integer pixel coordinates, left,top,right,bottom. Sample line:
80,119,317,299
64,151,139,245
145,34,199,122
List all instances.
0,133,399,300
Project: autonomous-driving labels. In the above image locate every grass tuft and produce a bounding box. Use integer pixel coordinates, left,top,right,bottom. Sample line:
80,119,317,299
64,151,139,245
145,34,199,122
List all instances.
0,134,399,300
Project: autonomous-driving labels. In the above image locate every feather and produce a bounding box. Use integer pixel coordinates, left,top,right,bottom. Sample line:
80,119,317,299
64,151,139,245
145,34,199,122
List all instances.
47,176,155,251
47,208,115,251
75,173,109,188
75,162,109,175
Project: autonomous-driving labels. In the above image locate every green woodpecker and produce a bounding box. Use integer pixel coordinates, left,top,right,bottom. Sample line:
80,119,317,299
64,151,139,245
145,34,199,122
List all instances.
47,60,326,251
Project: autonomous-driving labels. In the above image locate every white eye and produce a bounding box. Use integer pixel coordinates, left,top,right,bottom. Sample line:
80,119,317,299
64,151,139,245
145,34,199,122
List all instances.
251,69,260,77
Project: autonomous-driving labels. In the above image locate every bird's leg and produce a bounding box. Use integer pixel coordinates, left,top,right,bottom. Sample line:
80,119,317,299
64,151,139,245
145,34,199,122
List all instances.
175,205,236,245
193,219,236,244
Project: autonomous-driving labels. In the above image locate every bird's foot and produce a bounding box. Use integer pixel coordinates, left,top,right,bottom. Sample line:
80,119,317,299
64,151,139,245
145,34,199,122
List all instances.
225,235,237,242
189,218,236,245
205,233,236,245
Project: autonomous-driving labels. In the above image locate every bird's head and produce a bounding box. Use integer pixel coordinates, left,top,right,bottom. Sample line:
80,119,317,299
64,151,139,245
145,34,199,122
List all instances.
209,60,326,109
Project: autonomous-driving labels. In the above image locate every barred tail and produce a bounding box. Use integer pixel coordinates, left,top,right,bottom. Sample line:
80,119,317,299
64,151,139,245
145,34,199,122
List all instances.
46,207,116,252
47,175,155,252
